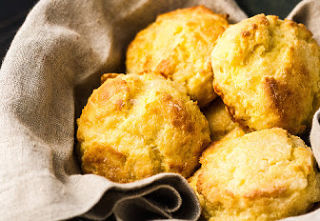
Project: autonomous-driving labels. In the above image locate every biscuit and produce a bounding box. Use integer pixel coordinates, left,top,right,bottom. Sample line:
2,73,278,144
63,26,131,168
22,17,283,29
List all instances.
203,98,245,141
211,14,320,134
189,128,320,221
126,6,229,106
77,73,211,183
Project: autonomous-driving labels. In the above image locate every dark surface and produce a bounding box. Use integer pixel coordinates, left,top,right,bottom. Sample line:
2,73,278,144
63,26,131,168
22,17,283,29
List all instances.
0,0,302,63
0,0,38,62
237,0,302,18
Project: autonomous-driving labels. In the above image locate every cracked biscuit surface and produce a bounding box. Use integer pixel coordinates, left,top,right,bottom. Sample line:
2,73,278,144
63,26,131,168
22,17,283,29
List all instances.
77,73,211,183
126,6,229,106
189,128,320,221
211,14,320,134
203,98,245,142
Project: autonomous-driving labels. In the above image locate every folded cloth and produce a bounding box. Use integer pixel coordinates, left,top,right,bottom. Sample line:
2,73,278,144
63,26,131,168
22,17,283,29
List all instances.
287,0,320,44
0,0,319,220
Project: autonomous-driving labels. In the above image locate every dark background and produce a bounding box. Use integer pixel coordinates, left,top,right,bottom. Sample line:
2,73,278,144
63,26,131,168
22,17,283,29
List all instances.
0,0,302,63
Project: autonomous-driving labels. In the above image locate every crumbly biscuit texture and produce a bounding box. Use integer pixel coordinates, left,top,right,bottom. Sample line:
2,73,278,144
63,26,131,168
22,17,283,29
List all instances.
212,14,320,134
127,6,229,106
204,98,245,141
189,128,320,221
77,73,211,183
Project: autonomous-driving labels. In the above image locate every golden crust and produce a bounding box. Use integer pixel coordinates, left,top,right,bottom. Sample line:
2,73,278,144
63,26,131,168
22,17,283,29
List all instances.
100,73,120,84
211,14,320,134
189,128,320,221
203,98,246,141
77,73,211,183
126,6,229,106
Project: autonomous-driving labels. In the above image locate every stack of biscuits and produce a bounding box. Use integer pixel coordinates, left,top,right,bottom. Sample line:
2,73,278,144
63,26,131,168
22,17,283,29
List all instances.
77,6,320,221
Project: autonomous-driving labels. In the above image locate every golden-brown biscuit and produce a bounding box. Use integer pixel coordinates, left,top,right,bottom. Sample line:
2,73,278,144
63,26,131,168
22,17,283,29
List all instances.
203,98,245,141
126,6,229,106
77,73,211,183
211,14,320,134
189,128,320,221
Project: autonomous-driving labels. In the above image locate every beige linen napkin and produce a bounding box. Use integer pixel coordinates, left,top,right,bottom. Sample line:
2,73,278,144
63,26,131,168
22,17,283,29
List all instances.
0,0,319,220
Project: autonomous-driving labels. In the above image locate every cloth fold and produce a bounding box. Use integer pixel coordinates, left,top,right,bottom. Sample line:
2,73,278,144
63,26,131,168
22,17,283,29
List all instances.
0,0,320,220
84,174,199,221
287,0,320,44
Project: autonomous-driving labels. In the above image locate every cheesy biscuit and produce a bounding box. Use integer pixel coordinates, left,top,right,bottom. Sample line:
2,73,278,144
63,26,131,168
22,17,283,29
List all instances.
211,14,320,134
189,128,320,221
203,98,245,141
77,73,211,183
126,6,229,106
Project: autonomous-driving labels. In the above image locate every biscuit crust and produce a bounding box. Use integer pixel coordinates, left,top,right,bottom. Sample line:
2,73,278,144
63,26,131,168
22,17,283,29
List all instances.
211,14,320,134
203,98,245,141
189,128,320,221
77,73,211,183
126,6,229,106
